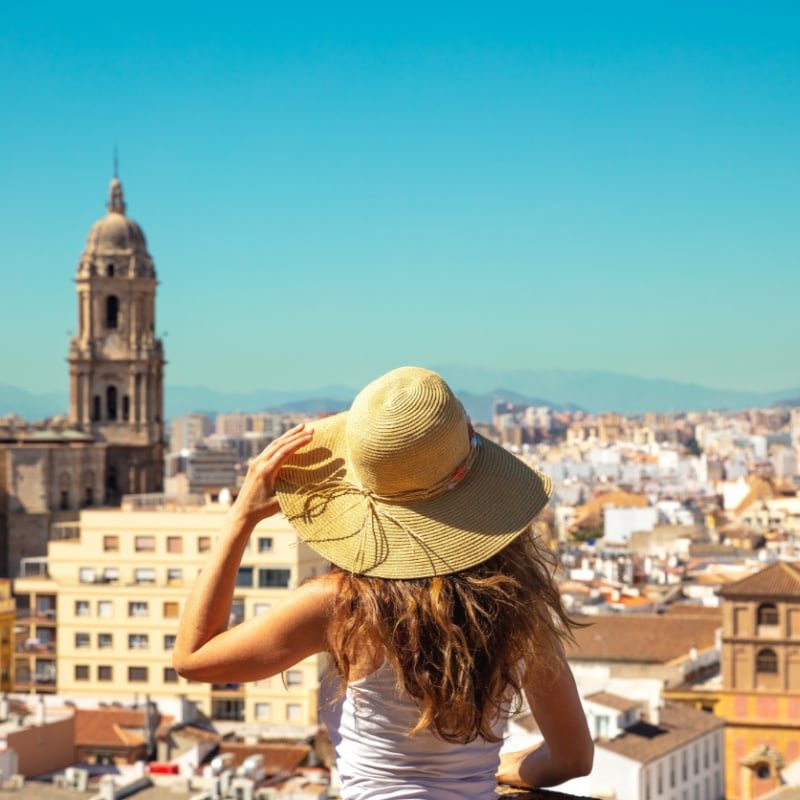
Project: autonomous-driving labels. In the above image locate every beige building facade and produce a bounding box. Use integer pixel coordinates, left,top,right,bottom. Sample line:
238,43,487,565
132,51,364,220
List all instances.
13,500,328,727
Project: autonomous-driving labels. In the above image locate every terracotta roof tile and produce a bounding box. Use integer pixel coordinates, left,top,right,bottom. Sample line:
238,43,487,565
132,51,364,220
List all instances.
566,614,720,664
585,692,643,713
597,702,724,764
73,708,171,748
719,561,800,598
218,742,309,774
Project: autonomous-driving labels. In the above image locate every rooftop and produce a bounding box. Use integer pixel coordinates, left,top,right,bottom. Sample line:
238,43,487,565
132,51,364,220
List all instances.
597,702,724,764
719,560,800,598
567,613,720,664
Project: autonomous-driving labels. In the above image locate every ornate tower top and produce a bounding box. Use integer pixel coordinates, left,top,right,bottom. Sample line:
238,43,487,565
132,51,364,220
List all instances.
108,176,126,214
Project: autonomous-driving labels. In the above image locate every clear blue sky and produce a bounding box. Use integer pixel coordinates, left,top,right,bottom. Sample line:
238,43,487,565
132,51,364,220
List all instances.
2,1,798,395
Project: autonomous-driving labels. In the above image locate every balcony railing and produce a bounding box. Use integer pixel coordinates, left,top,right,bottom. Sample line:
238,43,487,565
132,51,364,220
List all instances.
15,638,56,655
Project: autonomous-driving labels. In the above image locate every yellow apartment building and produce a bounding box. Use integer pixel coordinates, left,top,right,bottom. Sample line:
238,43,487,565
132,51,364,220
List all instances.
0,580,16,692
13,495,329,727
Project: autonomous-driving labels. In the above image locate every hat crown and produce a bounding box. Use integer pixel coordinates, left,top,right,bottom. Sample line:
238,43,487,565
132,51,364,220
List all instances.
345,367,470,497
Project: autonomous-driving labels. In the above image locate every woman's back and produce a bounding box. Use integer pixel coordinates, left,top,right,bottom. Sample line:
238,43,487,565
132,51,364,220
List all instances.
321,661,504,800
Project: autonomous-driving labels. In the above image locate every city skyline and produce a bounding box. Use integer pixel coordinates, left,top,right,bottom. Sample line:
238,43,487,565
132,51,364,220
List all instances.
2,2,799,396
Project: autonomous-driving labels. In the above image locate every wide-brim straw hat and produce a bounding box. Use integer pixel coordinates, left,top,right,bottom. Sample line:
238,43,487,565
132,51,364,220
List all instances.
275,366,552,579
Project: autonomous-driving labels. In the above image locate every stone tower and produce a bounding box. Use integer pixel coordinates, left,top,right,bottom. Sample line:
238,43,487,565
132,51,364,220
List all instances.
67,175,165,500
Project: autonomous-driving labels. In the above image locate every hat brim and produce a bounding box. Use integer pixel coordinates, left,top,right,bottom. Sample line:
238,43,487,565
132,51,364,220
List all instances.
275,412,553,578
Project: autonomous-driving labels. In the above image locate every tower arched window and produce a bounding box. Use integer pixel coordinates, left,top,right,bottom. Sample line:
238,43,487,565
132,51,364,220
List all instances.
106,295,119,329
122,395,130,421
92,396,101,422
107,263,115,277
755,648,778,674
757,603,778,626
107,465,118,493
107,386,117,421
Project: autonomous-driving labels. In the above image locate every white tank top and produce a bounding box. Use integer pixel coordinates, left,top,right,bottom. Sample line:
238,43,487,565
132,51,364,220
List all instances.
319,662,503,799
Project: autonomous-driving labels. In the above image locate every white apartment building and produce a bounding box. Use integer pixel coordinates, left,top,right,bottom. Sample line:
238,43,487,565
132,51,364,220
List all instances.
13,496,329,728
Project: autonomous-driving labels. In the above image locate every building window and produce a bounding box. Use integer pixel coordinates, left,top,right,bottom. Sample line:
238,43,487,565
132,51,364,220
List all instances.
670,755,676,788
75,665,90,681
230,598,245,626
122,395,130,421
60,490,69,510
714,734,719,763
694,744,699,775
102,567,119,583
107,386,117,421
286,703,302,723
98,633,113,649
75,632,90,648
757,603,778,626
255,703,272,720
97,600,113,618
162,667,178,683
107,263,115,277
703,738,709,768
163,602,179,619
254,602,270,616
212,699,244,722
286,669,303,686
236,567,254,587
257,537,273,553
106,295,119,329
79,567,97,583
134,568,156,584
128,633,149,650
198,536,211,553
167,568,183,585
128,601,148,618
164,634,176,650
258,568,291,588
128,666,148,682
167,536,183,554
134,536,155,552
75,600,90,617
98,665,113,681
756,648,778,674
657,762,663,794
92,395,101,422
682,749,688,780
84,486,94,507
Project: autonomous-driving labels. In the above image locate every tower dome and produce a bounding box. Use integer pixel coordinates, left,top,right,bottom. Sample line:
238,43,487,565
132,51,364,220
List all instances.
78,177,154,277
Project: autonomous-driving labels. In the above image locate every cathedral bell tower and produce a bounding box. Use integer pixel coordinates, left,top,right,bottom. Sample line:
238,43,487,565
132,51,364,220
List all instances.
68,174,165,500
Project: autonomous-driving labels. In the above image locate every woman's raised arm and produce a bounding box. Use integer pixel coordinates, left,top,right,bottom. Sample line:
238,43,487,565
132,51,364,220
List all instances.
172,424,332,683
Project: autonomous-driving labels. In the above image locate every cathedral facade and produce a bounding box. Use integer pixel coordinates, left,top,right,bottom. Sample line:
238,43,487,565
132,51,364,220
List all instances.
0,176,164,576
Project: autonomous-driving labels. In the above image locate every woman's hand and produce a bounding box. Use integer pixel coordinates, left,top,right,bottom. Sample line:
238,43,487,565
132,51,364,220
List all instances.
231,423,314,526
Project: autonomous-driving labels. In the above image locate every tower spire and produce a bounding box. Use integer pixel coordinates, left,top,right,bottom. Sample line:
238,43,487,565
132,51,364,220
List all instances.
108,150,126,214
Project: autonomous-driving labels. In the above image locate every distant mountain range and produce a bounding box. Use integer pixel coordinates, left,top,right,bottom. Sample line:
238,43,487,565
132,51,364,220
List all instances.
2,367,799,423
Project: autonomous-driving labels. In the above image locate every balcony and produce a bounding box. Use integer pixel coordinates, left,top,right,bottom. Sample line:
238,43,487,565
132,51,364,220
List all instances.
17,557,50,579
14,636,55,655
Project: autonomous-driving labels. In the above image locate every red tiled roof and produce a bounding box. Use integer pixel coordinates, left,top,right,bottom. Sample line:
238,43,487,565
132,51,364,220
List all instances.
718,561,800,598
597,702,724,764
566,614,720,664
74,708,172,748
218,742,309,773
585,692,643,713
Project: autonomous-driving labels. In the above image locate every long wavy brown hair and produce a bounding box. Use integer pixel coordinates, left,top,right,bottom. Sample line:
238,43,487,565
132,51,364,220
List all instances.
326,528,577,744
